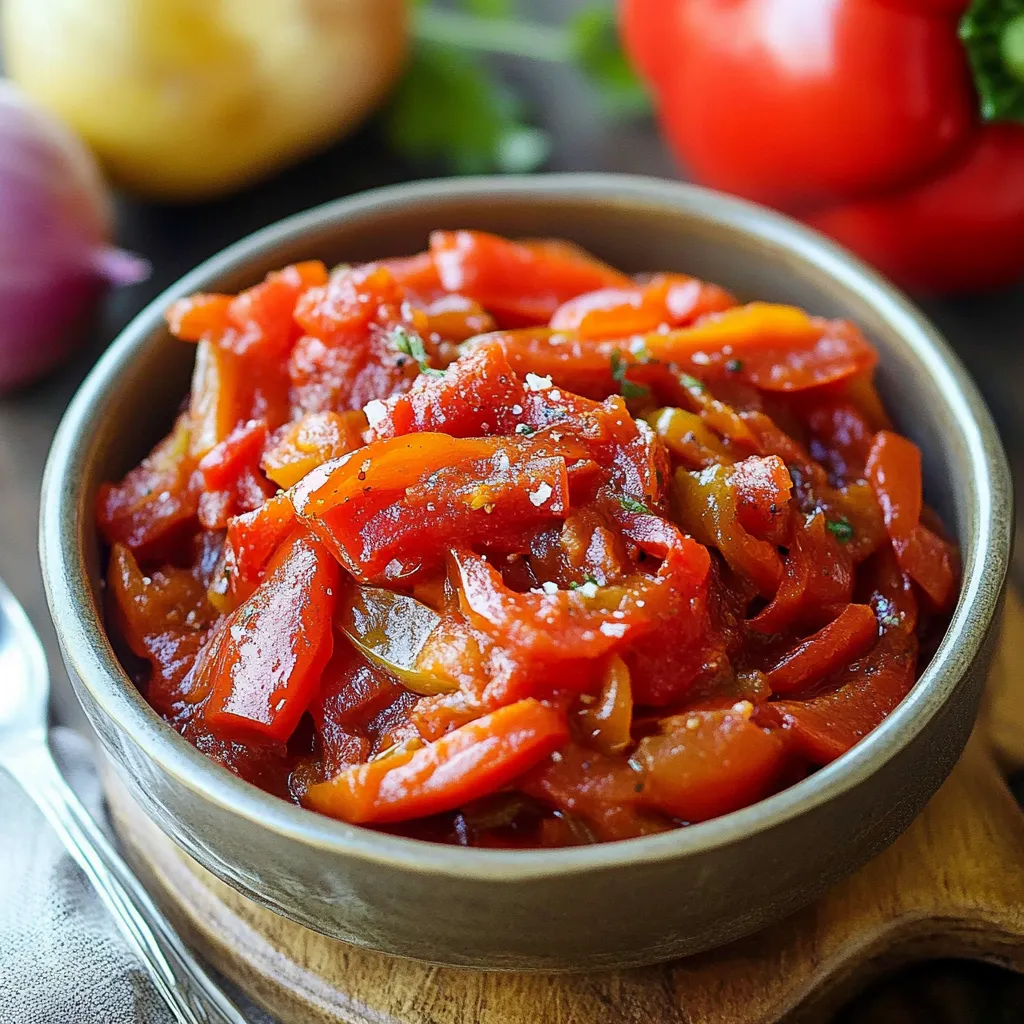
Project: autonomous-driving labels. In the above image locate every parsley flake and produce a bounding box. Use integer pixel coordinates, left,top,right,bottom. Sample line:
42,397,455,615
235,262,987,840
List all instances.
679,373,705,393
826,517,855,543
391,325,444,377
514,423,536,436
618,495,651,515
725,358,743,373
610,348,649,400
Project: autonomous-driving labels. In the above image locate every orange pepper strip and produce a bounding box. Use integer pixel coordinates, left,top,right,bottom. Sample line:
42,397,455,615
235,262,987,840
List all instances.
766,603,879,695
303,699,569,824
645,304,878,392
166,293,233,342
549,273,736,339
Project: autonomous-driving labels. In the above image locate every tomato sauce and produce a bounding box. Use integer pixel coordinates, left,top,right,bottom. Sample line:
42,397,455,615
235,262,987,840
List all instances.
98,230,959,847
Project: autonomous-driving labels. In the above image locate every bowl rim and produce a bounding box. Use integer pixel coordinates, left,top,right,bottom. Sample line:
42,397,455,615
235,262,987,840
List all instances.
40,173,1012,882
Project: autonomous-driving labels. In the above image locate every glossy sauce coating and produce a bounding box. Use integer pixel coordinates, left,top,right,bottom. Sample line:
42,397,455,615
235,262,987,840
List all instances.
99,230,958,847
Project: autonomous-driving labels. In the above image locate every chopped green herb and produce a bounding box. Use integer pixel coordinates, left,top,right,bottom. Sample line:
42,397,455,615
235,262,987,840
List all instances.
391,325,444,376
610,348,650,400
725,358,743,373
680,373,705,393
826,517,855,543
618,495,651,515
514,423,536,435
584,574,600,586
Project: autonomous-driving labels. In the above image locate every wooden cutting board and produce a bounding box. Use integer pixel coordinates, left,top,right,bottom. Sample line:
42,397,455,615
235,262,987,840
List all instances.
106,592,1024,1024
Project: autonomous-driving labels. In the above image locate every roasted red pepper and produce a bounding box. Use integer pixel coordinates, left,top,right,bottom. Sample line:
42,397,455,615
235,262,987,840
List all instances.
621,0,1024,292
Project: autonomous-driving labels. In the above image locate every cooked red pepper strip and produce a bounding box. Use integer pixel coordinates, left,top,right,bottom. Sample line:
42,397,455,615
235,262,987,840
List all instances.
291,433,590,582
430,230,630,326
757,628,918,765
199,532,340,744
454,514,709,664
303,698,569,824
866,430,958,609
766,603,879,696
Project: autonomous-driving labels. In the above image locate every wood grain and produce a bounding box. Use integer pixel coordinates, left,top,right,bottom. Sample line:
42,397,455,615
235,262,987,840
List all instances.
105,593,1024,1024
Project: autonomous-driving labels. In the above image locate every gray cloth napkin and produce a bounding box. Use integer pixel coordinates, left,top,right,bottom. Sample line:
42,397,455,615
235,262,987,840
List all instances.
0,728,272,1023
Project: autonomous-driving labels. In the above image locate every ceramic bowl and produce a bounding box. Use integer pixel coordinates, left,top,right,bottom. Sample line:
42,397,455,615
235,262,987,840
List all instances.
40,175,1012,970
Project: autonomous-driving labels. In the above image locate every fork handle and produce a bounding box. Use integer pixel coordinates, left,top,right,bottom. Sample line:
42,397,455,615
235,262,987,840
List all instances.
5,743,247,1024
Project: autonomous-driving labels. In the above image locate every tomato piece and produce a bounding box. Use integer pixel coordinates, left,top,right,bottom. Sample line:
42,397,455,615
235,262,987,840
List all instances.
199,533,340,743
550,273,736,338
758,628,918,765
96,413,199,558
576,654,633,755
262,411,367,489
454,515,709,663
766,603,879,695
303,698,569,824
166,293,232,342
634,706,786,822
430,230,630,326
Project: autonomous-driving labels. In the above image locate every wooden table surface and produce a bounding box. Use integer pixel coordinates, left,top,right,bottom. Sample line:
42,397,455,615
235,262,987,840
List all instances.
1,9,1021,1019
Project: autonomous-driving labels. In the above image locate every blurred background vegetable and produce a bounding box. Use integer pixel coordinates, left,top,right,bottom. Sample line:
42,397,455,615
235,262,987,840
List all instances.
0,82,147,391
620,0,1024,294
1,0,408,201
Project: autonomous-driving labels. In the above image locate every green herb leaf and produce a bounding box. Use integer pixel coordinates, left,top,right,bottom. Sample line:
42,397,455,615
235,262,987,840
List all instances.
725,358,743,373
515,422,536,435
383,43,550,174
391,325,445,376
568,5,650,117
618,495,651,515
826,517,855,543
960,1,1024,123
610,348,650,400
679,373,705,393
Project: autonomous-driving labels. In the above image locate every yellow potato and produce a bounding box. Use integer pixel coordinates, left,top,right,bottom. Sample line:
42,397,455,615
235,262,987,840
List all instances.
2,0,408,200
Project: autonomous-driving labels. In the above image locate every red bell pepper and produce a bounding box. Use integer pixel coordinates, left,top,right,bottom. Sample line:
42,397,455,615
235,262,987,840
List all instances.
621,0,1024,292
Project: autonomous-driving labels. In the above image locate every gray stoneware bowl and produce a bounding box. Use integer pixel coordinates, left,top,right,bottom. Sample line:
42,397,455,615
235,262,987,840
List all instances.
40,175,1012,971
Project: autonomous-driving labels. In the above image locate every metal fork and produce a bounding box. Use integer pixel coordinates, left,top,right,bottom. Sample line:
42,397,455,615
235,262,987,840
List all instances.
0,577,247,1024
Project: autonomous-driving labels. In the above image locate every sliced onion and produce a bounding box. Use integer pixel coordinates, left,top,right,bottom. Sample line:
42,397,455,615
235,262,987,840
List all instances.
338,586,457,695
